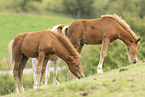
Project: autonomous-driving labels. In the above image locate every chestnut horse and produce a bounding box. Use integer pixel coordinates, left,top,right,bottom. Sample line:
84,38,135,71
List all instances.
10,29,84,93
67,14,141,74
32,24,69,86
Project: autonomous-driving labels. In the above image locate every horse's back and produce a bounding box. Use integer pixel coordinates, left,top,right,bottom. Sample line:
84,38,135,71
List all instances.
67,17,120,44
13,30,56,58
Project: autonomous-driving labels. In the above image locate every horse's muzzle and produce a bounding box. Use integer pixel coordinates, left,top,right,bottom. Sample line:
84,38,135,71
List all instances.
77,73,85,79
133,57,138,64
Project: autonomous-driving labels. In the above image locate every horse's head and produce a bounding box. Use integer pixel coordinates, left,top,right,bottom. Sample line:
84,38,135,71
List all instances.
66,55,84,79
127,38,141,64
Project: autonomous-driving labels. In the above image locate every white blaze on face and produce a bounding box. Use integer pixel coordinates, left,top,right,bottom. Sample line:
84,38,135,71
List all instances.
134,57,138,62
51,24,61,33
127,48,132,63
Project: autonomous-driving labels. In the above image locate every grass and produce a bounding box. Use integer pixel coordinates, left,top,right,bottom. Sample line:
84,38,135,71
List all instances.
0,13,75,59
3,62,145,97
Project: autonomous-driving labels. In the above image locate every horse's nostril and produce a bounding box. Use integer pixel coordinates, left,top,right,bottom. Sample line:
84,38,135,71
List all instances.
77,74,81,79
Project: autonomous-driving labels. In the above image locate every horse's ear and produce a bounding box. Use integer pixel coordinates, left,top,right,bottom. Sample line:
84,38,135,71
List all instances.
136,38,141,44
58,26,62,30
57,26,62,33
65,27,68,36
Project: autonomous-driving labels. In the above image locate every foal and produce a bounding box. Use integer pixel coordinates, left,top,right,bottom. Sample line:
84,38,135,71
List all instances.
67,14,141,74
9,30,84,93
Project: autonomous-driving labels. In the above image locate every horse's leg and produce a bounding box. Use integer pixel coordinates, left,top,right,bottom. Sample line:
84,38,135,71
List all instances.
39,58,49,87
97,38,110,74
32,58,38,85
13,53,22,93
18,55,28,92
78,42,84,53
33,52,45,89
53,58,61,84
45,61,52,85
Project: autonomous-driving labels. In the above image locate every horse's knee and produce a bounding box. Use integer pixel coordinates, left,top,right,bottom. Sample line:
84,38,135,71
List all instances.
13,69,18,77
37,67,42,74
18,72,22,78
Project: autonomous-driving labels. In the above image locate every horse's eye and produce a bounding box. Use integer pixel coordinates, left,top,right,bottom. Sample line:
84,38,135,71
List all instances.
75,65,78,67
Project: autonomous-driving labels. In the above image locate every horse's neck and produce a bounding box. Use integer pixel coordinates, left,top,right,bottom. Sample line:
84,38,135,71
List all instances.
53,41,70,63
118,28,135,46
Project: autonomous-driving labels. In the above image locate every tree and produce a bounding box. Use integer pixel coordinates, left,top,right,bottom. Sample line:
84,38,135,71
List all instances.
13,0,42,11
62,0,96,18
139,0,145,18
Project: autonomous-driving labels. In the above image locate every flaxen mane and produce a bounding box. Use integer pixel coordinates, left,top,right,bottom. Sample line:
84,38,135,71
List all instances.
101,14,138,39
49,30,80,58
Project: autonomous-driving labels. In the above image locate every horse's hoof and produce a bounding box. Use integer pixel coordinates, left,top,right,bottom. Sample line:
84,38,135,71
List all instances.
15,90,20,93
20,88,25,93
97,71,103,74
33,85,37,89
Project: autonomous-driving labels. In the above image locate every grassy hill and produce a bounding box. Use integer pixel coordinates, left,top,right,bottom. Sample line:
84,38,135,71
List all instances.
4,62,145,97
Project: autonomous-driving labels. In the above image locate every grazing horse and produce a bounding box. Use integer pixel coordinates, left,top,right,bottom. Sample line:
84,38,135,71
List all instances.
67,14,141,74
32,24,69,86
9,29,84,93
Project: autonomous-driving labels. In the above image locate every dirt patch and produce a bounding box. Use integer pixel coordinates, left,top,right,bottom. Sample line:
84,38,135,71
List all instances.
80,90,94,96
119,68,128,72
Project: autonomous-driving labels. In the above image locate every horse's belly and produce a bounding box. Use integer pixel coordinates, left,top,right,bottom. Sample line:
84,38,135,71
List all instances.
84,33,102,44
83,29,102,44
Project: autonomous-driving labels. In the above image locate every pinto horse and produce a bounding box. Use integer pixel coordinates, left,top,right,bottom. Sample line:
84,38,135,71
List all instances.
32,24,69,86
9,29,84,93
67,14,141,74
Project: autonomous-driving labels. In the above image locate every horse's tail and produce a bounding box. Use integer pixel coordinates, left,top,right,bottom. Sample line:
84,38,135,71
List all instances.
8,40,14,69
62,25,69,36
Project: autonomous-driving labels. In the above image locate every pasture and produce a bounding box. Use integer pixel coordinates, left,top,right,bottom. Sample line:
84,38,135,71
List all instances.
0,13,144,96
4,62,145,97
0,0,145,96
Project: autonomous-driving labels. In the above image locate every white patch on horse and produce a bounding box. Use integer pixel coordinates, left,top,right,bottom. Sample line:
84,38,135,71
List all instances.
62,25,69,36
51,24,61,33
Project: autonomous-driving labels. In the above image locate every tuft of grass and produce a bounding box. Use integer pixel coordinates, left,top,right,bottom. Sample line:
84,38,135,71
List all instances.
4,62,145,97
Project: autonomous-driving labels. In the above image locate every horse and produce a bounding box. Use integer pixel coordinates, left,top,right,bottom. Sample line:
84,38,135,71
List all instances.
32,24,69,86
8,24,69,87
9,29,84,93
66,14,141,74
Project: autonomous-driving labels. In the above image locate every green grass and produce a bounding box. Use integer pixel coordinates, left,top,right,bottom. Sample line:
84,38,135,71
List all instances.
3,62,145,97
0,13,75,59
